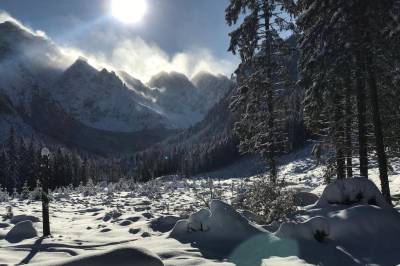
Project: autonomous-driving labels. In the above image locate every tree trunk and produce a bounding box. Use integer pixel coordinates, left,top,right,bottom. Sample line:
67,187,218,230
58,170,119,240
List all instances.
366,62,392,204
41,156,51,237
264,3,277,182
345,81,353,178
355,64,369,178
335,94,346,179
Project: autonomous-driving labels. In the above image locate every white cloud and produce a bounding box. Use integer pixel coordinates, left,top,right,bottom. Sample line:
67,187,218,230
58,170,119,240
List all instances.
0,11,238,82
105,37,237,82
0,10,48,39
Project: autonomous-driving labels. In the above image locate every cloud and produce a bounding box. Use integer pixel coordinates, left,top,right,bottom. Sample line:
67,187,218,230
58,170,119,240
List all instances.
107,37,237,82
0,10,48,39
0,11,238,82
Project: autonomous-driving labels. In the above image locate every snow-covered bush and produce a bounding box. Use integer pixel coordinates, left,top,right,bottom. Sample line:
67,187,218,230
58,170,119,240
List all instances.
138,179,163,199
236,176,295,223
4,205,13,220
11,188,19,199
78,178,98,197
315,177,391,209
0,185,9,202
19,182,30,200
29,182,42,201
188,179,228,208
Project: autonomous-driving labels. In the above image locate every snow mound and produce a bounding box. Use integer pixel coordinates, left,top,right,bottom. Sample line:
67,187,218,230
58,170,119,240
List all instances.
293,192,319,207
150,216,180,233
188,209,211,232
275,216,330,242
10,214,40,224
5,220,37,243
0,222,10,228
170,200,263,258
328,205,400,241
262,256,314,266
314,177,390,209
39,246,164,266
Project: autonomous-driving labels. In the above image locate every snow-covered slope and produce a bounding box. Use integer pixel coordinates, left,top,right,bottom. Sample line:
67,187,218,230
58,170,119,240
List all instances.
120,70,234,128
0,21,63,113
1,161,400,265
191,71,234,109
51,58,169,132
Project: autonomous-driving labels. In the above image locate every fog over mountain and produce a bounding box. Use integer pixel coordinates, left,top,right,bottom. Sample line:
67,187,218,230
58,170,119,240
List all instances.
0,18,233,154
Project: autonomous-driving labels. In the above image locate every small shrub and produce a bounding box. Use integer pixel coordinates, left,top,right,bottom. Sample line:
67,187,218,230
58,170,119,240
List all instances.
0,186,9,203
4,205,13,221
235,176,295,223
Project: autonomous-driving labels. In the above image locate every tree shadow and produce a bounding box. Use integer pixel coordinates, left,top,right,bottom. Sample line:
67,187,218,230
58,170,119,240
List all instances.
17,237,45,265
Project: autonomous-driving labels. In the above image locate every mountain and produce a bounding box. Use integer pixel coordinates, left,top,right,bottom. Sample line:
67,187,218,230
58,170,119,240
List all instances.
130,86,241,179
191,72,234,109
51,58,169,132
120,70,234,128
0,20,233,155
130,35,306,178
0,21,63,112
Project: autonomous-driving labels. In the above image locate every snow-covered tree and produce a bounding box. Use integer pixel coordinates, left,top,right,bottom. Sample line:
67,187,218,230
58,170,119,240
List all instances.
297,0,397,203
226,0,296,181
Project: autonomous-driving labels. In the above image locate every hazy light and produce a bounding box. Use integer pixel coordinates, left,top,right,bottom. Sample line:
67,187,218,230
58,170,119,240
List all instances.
111,0,148,24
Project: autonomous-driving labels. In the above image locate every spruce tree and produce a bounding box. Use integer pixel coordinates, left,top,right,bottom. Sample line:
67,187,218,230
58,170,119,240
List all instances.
297,0,396,203
6,127,19,192
226,0,295,181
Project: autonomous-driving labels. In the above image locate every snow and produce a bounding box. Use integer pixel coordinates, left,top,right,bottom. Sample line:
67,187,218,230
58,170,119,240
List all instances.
261,256,314,266
314,177,391,209
35,246,164,266
292,192,319,207
1,146,400,265
170,200,267,261
11,215,40,224
5,221,37,243
276,216,329,241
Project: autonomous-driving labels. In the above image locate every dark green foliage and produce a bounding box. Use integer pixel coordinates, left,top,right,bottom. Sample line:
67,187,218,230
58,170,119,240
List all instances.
226,0,296,181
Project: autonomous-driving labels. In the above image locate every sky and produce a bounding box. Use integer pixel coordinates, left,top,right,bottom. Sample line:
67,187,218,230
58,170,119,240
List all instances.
0,0,239,81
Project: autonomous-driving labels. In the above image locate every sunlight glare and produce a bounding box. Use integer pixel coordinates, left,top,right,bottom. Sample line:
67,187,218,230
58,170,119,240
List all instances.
111,0,148,24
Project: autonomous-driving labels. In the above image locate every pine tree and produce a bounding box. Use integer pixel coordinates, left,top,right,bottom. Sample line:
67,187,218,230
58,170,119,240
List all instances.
6,127,19,192
0,150,7,189
26,138,38,189
226,0,296,181
297,0,396,203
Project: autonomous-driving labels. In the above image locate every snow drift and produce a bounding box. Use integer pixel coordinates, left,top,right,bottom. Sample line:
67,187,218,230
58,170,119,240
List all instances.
35,246,164,266
5,220,37,243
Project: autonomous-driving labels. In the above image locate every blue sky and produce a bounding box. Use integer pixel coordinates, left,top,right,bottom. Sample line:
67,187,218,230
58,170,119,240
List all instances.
0,0,239,80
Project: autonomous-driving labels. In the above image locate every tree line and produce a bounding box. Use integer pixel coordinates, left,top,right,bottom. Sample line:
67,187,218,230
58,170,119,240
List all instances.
0,127,127,193
226,0,400,203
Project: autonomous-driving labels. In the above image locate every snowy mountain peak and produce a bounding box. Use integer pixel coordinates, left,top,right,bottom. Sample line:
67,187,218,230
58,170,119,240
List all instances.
65,58,98,78
50,58,170,132
148,71,195,91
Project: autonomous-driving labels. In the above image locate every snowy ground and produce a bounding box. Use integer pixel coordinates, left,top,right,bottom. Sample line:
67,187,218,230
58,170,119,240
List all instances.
1,146,400,266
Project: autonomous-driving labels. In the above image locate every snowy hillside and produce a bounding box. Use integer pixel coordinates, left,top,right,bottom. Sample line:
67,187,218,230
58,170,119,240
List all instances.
0,21,63,112
0,20,233,135
1,149,400,266
192,72,234,109
51,58,169,132
0,20,234,156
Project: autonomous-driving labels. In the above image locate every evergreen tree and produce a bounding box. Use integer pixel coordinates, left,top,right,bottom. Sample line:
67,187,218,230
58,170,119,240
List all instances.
0,150,7,189
297,0,396,202
226,0,295,181
6,127,19,192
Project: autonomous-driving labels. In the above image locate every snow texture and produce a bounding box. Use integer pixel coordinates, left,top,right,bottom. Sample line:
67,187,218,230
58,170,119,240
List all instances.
35,246,164,266
5,221,37,243
314,177,391,209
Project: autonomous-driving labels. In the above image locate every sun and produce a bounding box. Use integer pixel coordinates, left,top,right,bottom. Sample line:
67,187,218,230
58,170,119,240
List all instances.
111,0,148,24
